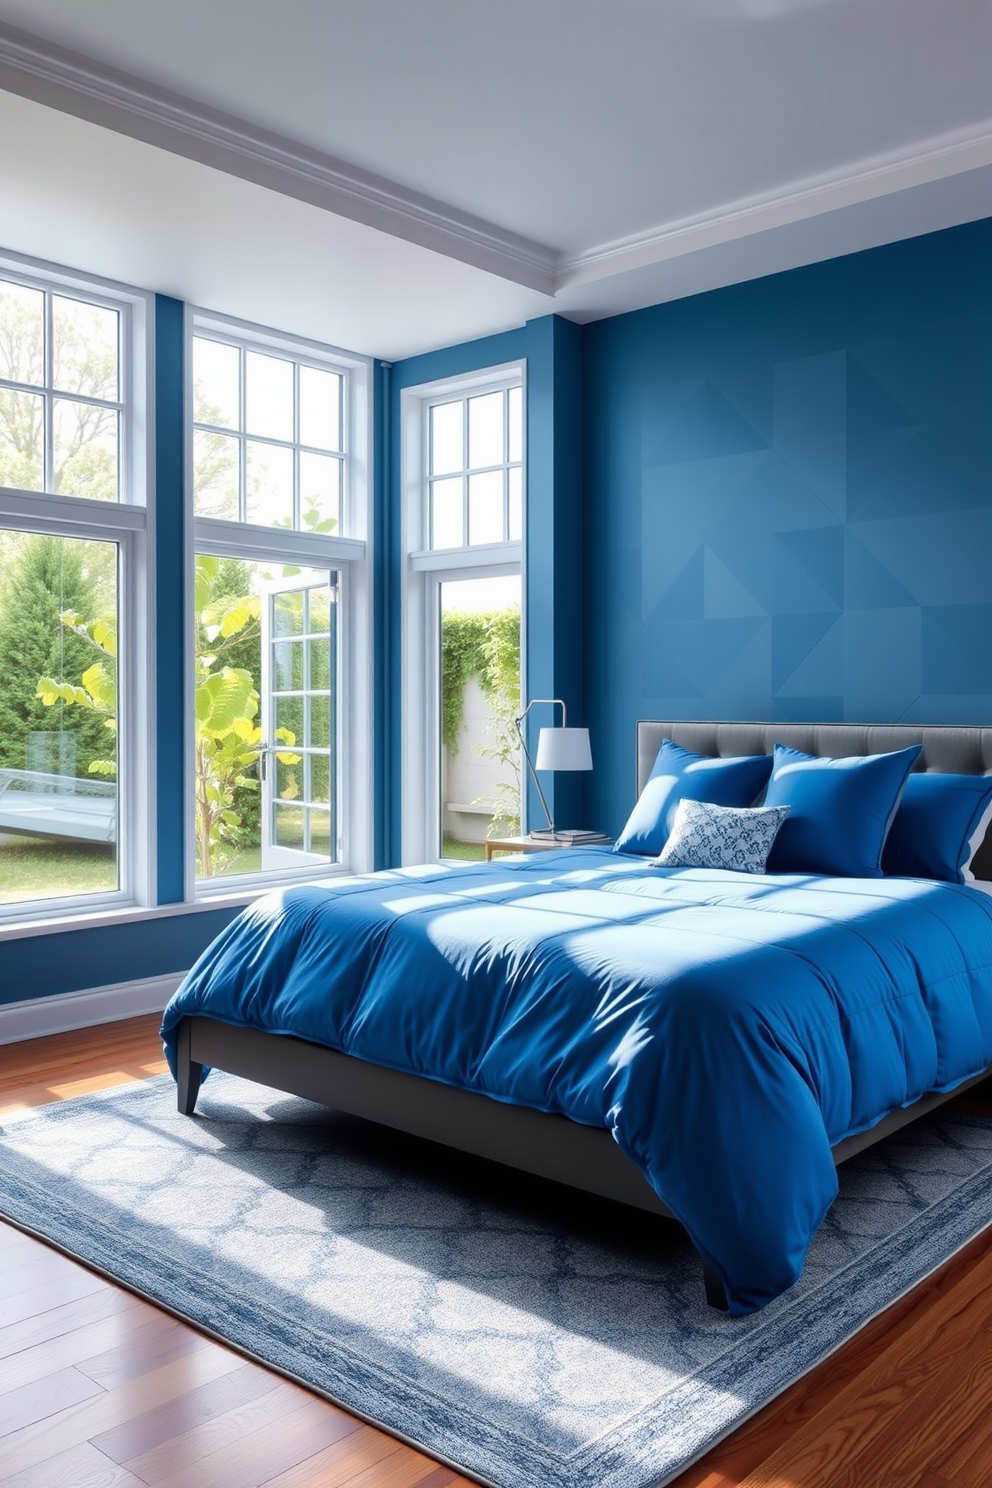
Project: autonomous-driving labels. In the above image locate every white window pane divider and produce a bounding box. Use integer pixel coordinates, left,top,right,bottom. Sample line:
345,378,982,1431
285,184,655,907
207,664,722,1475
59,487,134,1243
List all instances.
194,421,345,460
410,540,521,573
193,516,364,566
0,487,146,535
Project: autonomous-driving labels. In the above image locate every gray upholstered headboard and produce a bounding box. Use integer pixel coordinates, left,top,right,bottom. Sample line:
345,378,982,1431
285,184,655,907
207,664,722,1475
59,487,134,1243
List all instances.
636,720,992,881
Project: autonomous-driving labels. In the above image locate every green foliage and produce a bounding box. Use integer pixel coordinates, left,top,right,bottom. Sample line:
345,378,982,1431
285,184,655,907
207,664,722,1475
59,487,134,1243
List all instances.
29,552,300,878
441,608,520,753
192,555,297,878
37,610,119,779
0,534,115,777
198,557,264,847
441,607,521,836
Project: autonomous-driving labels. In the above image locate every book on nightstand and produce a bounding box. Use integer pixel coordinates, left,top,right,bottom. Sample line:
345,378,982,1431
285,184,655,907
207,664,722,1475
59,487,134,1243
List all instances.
533,829,612,844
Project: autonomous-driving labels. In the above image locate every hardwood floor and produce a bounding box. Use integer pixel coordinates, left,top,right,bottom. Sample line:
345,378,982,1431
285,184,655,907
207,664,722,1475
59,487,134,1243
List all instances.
1,1017,991,1488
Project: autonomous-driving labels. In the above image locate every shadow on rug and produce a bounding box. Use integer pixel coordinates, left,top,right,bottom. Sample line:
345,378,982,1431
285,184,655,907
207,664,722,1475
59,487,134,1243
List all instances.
1,1073,991,1488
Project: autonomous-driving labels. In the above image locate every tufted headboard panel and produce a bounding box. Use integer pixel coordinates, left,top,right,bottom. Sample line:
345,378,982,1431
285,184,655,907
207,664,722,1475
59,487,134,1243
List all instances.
636,721,992,881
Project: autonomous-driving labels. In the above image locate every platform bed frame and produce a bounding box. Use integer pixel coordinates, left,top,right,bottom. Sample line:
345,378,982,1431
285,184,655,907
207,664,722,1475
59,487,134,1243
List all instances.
177,720,992,1310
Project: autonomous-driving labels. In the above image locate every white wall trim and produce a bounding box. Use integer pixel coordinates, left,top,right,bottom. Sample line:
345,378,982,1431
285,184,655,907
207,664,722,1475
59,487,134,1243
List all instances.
558,119,992,290
0,20,556,295
0,972,185,1045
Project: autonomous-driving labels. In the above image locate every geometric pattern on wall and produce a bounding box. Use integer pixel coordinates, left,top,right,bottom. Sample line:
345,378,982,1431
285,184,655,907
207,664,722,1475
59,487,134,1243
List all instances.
635,344,992,725
587,222,992,831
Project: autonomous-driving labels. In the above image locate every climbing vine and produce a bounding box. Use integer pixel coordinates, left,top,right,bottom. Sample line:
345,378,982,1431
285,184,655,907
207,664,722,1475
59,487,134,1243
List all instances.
441,608,520,752
441,605,522,837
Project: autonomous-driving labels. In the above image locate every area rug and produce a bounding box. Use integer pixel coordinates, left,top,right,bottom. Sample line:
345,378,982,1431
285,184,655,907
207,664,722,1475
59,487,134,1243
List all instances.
2,1075,992,1488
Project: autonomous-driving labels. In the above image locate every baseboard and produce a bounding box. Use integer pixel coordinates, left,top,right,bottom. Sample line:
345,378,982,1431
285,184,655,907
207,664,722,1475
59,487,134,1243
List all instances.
0,972,186,1044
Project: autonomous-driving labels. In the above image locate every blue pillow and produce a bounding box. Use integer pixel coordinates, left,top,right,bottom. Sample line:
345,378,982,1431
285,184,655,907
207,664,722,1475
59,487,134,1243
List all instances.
882,772,992,884
615,739,773,857
763,743,922,877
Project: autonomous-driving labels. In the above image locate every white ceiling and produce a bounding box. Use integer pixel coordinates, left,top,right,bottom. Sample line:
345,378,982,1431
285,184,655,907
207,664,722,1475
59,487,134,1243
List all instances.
0,0,988,360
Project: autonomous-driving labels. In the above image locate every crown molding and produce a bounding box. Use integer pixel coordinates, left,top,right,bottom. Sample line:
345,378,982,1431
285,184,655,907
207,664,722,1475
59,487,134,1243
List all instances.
556,120,992,291
1,19,988,307
0,20,558,295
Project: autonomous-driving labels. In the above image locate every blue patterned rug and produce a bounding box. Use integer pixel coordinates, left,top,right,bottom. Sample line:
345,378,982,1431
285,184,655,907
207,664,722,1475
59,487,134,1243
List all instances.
1,1074,991,1488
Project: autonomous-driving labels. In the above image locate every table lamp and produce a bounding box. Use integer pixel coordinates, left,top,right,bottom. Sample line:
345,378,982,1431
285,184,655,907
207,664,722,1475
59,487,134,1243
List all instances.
515,697,593,839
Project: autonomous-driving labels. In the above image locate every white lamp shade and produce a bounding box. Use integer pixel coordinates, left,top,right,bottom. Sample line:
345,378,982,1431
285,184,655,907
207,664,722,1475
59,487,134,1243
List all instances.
534,726,593,772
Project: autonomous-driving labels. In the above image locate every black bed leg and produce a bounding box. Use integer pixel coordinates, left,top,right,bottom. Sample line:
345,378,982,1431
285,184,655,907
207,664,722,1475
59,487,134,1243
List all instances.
176,1019,204,1116
702,1262,729,1311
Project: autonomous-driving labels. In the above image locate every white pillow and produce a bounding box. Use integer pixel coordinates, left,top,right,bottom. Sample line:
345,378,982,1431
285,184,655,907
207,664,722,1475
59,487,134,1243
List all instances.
657,797,790,874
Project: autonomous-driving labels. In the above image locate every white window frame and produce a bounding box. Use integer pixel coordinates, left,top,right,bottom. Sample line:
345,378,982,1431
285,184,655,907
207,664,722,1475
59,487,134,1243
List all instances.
191,323,347,533
186,308,373,899
400,362,525,864
0,250,153,929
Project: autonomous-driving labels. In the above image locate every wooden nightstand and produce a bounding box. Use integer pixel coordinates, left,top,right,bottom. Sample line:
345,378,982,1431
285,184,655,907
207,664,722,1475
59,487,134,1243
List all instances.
484,834,612,861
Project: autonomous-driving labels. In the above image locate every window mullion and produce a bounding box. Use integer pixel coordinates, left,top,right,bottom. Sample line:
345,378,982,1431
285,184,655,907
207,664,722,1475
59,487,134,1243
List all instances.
462,399,469,548
503,388,510,542
425,405,432,549
238,345,247,523
44,291,53,493
118,300,128,512
293,360,300,530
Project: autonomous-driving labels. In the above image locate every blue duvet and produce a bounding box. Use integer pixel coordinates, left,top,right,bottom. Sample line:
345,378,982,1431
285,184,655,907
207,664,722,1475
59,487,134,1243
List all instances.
161,850,992,1313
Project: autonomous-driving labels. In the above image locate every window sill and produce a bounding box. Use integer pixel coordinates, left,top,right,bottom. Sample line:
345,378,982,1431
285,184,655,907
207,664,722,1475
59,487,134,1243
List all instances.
0,891,265,943
0,858,364,942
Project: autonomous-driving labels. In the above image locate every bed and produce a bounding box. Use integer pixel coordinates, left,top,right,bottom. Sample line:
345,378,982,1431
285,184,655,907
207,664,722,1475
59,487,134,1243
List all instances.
162,721,992,1315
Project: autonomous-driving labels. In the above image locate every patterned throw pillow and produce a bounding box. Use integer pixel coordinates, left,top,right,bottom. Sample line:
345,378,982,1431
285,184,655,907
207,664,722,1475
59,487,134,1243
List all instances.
657,798,791,874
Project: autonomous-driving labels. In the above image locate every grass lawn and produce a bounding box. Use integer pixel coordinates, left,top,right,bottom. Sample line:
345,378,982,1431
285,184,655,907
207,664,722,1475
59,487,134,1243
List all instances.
201,845,262,880
0,832,490,905
441,835,486,862
0,833,117,904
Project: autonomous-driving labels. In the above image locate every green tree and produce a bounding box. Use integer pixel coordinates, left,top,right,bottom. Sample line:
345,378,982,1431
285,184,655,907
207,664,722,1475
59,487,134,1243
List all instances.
0,285,43,491
0,534,114,777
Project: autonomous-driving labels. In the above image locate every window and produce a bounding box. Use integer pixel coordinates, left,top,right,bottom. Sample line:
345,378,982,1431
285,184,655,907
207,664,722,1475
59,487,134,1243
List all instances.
401,365,524,864
427,385,522,549
193,335,343,533
0,530,120,909
0,257,149,924
189,313,371,895
191,554,340,882
0,277,125,502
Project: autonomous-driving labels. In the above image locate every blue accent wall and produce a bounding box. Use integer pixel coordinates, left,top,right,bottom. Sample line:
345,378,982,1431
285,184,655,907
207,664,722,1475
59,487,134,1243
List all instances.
0,909,239,1007
522,316,584,831
583,219,992,837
